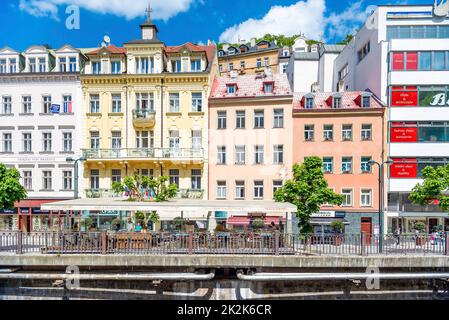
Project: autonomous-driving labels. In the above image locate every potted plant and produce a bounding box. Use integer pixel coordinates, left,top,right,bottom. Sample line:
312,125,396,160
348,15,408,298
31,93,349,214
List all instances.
414,222,427,246
251,218,265,233
330,220,345,246
111,218,122,232
81,217,93,232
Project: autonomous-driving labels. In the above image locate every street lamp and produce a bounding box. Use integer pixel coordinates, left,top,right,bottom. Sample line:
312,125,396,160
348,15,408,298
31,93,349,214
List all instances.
368,159,393,253
66,156,87,199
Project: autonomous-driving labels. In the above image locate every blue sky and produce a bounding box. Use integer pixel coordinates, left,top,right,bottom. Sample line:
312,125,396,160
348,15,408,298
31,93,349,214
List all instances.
0,0,424,51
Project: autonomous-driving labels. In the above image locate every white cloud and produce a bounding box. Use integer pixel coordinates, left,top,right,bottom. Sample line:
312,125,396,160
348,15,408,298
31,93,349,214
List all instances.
219,0,378,43
18,0,198,21
219,0,326,43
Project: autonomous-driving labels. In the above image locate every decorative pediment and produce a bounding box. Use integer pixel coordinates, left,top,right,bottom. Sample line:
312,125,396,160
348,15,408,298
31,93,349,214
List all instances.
24,45,48,55
55,44,80,54
0,46,20,55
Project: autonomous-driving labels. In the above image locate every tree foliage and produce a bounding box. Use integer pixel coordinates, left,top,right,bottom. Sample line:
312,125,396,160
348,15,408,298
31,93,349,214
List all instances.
337,34,353,45
0,163,27,210
112,173,178,202
409,165,449,212
274,157,344,233
218,34,309,49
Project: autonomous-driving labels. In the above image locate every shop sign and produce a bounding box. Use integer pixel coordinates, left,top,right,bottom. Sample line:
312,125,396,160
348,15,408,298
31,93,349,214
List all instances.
390,126,418,142
429,93,449,106
312,211,336,218
390,158,418,178
391,90,418,107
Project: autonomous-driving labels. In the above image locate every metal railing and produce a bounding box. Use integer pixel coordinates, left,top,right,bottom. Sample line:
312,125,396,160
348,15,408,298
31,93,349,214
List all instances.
132,109,156,119
85,189,204,199
82,148,204,160
1,232,448,256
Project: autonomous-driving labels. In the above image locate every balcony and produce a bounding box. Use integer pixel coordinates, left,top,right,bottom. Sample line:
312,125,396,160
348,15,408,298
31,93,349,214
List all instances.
82,148,204,162
132,109,156,128
85,188,204,200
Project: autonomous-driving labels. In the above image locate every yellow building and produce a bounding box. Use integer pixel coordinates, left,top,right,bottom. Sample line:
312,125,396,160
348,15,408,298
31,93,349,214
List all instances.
218,40,280,76
80,11,217,201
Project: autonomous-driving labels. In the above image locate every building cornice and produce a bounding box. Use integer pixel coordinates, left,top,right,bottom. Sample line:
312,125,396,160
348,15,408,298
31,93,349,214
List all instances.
293,108,385,117
209,95,293,105
0,72,80,83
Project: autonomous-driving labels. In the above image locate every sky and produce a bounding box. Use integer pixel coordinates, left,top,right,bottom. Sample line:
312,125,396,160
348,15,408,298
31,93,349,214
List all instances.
0,0,425,51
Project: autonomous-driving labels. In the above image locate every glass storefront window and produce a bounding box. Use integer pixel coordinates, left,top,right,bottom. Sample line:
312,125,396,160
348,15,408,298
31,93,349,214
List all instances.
419,52,431,70
418,123,445,142
434,52,446,70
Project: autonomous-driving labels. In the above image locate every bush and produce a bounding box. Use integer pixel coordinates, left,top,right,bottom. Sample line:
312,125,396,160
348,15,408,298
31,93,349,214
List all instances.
252,218,265,230
331,220,344,234
414,222,426,233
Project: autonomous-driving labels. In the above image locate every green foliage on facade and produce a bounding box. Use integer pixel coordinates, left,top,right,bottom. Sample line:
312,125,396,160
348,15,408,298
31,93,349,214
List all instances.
274,157,344,233
218,34,307,49
337,34,354,45
0,163,27,210
410,165,449,212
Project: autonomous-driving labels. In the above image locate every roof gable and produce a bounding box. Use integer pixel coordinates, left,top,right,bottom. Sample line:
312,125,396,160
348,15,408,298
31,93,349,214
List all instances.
0,47,20,55
55,44,80,54
24,45,49,54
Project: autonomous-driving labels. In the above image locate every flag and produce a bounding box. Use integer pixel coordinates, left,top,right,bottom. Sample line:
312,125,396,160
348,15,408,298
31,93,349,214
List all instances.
63,101,72,113
51,104,60,113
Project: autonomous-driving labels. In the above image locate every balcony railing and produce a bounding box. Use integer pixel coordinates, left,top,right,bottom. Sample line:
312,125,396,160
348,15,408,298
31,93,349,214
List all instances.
132,109,156,128
86,189,205,200
82,148,204,161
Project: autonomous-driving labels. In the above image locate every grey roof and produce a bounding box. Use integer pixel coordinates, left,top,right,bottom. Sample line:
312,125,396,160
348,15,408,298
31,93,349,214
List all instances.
124,39,165,45
218,41,279,57
321,44,346,53
294,52,319,60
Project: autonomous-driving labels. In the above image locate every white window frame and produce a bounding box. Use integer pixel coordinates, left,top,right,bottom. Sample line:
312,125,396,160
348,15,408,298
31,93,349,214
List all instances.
360,189,373,207
216,181,227,199
341,188,353,207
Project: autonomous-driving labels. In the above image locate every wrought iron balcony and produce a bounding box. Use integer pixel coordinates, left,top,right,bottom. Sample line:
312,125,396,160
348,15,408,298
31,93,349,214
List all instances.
132,109,156,128
85,188,204,200
82,148,204,161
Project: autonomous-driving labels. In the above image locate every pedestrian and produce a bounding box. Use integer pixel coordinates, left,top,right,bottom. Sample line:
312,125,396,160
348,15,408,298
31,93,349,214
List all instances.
126,218,134,233
394,227,401,246
135,223,142,233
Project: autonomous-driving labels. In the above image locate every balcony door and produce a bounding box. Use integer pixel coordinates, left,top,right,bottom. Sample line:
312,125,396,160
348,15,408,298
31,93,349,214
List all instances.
169,130,180,157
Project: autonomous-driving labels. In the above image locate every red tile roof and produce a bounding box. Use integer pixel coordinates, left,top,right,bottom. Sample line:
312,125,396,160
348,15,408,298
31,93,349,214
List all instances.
165,42,215,69
293,91,385,112
85,45,126,56
210,74,292,99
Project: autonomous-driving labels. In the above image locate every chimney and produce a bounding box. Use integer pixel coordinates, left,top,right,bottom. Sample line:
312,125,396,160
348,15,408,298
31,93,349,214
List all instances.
222,43,230,52
338,80,345,93
310,44,318,52
230,69,238,78
250,38,257,48
311,82,320,93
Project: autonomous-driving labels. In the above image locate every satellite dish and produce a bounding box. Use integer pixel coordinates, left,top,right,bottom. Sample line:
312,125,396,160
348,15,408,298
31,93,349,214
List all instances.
104,35,111,44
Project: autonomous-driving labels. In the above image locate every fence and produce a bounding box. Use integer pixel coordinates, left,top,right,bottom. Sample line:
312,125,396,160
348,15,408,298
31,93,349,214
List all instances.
0,231,448,256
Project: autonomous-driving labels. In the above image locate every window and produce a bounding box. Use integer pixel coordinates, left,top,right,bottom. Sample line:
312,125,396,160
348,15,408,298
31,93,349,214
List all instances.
323,125,333,141
387,25,449,40
240,61,245,69
23,171,32,190
191,169,202,190
217,181,227,199
9,58,16,73
273,145,284,164
264,82,274,93
172,60,181,73
59,57,67,72
63,171,73,190
90,94,100,113
69,57,77,72
29,58,37,73
90,169,99,189
219,64,223,73
235,181,245,199
362,95,371,108
42,95,52,114
434,51,446,71
218,51,224,57
63,132,73,152
2,133,12,153
42,132,52,152
111,169,122,184
250,146,263,166
254,180,264,199
0,59,6,73
226,84,236,94
338,64,349,80
169,169,180,188
342,157,353,173
235,146,246,165
217,111,227,129
2,96,12,114
305,97,314,109
22,96,32,114
236,111,245,129
264,57,269,67
191,60,201,72
169,130,180,150
22,133,32,153
136,57,153,74
361,189,372,207
191,93,203,112
217,146,226,165
254,110,264,128
361,124,372,141
42,171,52,190
136,131,154,148
169,93,180,112
419,52,431,70
136,93,153,111
38,58,46,72
273,180,283,196
90,131,100,149
361,157,372,173
63,95,72,113
256,58,262,68
357,42,370,62
282,64,287,74
92,61,101,74
111,131,122,149
342,189,353,206
332,96,342,109
323,157,333,174
137,169,154,178
304,125,314,141
273,109,284,128
192,130,202,150
111,61,121,74
111,94,122,113
342,124,353,141
228,63,234,71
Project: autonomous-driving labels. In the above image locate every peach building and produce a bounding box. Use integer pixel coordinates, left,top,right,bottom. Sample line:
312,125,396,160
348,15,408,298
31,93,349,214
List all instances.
293,91,386,235
208,72,293,228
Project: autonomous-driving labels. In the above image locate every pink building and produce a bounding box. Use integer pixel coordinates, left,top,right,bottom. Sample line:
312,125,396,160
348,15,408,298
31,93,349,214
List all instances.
293,91,386,235
208,73,293,229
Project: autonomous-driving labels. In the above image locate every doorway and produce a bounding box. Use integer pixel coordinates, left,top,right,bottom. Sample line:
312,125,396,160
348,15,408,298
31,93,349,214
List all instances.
361,217,372,245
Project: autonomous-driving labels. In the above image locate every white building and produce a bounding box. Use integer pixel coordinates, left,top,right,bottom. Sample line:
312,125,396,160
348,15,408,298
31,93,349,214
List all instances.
333,4,449,233
0,45,86,232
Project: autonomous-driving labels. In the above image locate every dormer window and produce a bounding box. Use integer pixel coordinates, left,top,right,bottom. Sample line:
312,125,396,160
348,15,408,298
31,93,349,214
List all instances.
59,57,67,72
332,96,342,109
283,49,289,57
191,59,201,72
304,94,315,109
263,82,274,93
362,95,371,108
228,47,236,55
0,59,6,73
111,61,121,74
92,61,101,74
69,57,77,72
240,46,248,53
227,84,237,94
256,58,262,68
218,50,224,57
38,58,46,72
9,59,16,73
172,60,181,73
29,58,36,72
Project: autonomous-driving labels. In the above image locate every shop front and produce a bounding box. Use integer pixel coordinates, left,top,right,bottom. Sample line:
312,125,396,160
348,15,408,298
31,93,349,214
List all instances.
389,212,449,234
310,211,350,234
226,213,287,232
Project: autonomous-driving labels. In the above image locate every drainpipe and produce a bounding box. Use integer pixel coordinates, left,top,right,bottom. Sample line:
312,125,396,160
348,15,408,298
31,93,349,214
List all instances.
236,272,449,282
160,77,164,176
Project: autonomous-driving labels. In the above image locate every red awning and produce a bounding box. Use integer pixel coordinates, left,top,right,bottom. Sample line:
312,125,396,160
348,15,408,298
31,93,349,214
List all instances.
264,216,286,226
227,216,250,225
15,199,69,209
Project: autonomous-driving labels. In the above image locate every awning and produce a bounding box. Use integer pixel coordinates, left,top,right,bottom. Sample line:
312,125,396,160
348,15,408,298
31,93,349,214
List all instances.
16,199,69,208
399,212,449,218
310,218,350,226
264,216,286,225
227,216,250,225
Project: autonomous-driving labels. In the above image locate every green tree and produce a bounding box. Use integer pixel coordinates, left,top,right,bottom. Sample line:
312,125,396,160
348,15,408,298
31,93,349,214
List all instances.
337,34,353,45
274,157,344,233
409,165,449,212
112,173,178,202
0,163,27,210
